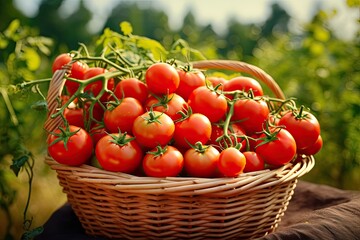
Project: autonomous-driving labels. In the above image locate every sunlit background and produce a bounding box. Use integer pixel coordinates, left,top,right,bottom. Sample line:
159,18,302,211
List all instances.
1,0,359,239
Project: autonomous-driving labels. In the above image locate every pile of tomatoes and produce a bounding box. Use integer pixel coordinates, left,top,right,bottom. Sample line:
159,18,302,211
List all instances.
47,53,322,178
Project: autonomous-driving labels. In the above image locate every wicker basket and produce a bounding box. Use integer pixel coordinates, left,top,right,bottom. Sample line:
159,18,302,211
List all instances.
44,60,315,240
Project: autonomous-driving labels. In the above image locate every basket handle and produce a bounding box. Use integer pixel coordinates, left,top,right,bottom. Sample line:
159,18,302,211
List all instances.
44,64,71,134
192,60,285,100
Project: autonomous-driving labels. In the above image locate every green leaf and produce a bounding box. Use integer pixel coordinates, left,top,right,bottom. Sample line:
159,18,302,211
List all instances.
0,34,9,49
31,100,47,111
4,19,20,39
10,155,29,177
23,47,41,71
135,36,168,60
120,21,133,36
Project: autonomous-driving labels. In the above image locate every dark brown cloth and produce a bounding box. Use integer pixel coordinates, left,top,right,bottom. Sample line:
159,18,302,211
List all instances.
36,181,360,240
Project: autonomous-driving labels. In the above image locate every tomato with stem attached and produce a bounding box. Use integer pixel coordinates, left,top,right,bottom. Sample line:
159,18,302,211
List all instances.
183,142,220,178
278,106,321,150
47,125,93,166
173,108,212,149
104,97,144,134
132,110,175,149
145,93,188,121
143,145,184,177
256,127,297,166
95,132,143,173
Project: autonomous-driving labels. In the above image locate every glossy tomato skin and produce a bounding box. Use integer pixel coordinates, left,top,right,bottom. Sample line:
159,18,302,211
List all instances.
113,78,149,104
297,135,323,156
104,97,144,134
52,53,89,95
90,124,107,146
64,107,85,129
47,125,93,166
217,147,246,177
173,113,212,149
224,76,263,97
143,146,184,177
145,93,188,121
188,86,228,123
184,145,220,178
95,133,143,173
232,98,269,135
145,63,180,95
52,53,72,73
132,111,175,149
176,69,206,101
256,129,297,166
206,76,226,89
278,111,321,150
83,67,115,102
243,151,265,172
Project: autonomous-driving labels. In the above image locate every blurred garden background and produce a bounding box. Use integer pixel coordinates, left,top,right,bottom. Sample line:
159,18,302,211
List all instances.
0,0,359,239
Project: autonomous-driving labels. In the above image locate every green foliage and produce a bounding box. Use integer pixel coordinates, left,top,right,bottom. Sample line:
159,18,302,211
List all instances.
0,20,51,240
252,10,360,189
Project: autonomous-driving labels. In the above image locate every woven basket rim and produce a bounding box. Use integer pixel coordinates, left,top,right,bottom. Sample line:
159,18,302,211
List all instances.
45,154,314,196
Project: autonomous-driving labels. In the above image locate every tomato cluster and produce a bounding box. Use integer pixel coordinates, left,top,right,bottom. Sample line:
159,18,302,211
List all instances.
48,54,322,178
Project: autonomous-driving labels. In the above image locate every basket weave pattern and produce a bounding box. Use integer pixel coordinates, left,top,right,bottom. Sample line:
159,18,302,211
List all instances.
45,60,315,239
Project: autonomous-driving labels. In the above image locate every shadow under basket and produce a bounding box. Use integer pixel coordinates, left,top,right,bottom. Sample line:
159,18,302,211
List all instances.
44,60,315,239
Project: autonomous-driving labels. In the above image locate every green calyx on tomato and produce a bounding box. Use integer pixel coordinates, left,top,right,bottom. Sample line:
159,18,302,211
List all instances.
48,125,81,150
108,131,136,146
146,145,169,157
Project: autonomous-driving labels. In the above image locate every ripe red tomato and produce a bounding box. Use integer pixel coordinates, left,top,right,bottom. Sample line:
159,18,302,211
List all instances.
278,110,321,150
95,133,143,173
206,76,227,89
183,143,220,178
176,68,206,100
145,93,188,121
173,113,212,149
104,97,144,134
209,123,247,151
52,53,72,73
113,78,149,104
243,151,265,172
83,67,115,102
256,128,297,166
143,146,184,177
217,147,246,177
89,124,107,146
47,125,93,166
224,76,263,97
132,110,175,149
297,135,323,156
64,107,85,129
232,98,269,135
52,53,89,95
145,63,180,95
188,86,228,123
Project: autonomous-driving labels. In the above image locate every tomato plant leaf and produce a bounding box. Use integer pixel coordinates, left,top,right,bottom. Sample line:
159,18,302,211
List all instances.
10,155,29,177
120,21,133,36
23,47,41,71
